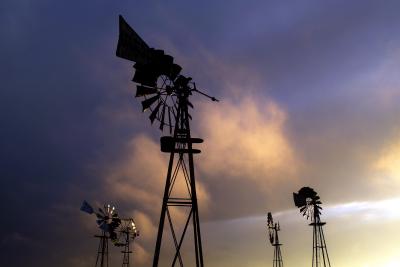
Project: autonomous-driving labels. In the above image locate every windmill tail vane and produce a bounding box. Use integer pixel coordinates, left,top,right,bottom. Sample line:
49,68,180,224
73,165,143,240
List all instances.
81,200,94,214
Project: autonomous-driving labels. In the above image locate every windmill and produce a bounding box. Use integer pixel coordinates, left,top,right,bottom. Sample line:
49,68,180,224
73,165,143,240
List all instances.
81,200,121,267
115,218,140,267
267,212,283,267
116,15,218,267
293,187,331,267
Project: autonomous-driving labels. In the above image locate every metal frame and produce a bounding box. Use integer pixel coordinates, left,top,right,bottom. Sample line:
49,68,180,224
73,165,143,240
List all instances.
152,90,204,267
310,205,331,267
95,232,109,267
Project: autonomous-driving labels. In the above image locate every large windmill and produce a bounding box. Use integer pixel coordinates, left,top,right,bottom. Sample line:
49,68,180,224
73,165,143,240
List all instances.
81,201,122,267
116,15,218,267
267,212,283,267
293,187,331,267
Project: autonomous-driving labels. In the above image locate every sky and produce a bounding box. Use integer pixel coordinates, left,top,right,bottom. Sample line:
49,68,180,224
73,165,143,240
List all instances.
1,0,400,266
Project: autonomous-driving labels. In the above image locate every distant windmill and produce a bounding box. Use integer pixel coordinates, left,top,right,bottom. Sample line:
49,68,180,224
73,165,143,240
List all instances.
293,187,331,267
116,15,218,267
267,212,283,267
81,201,121,267
115,218,140,267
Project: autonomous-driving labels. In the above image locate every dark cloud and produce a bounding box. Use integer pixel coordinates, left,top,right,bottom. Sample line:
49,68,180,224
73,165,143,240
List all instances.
2,1,400,266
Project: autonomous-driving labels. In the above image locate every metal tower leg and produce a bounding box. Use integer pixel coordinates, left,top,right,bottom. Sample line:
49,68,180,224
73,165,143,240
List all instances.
310,221,331,267
122,233,132,267
95,232,109,267
273,244,283,267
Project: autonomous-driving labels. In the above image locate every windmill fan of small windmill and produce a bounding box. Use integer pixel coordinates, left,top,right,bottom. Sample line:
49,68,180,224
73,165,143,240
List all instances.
81,201,121,241
293,186,322,221
267,212,281,246
267,212,283,267
115,218,139,247
267,212,274,244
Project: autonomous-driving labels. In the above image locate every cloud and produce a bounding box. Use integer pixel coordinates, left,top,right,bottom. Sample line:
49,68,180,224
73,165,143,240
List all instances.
373,135,400,191
197,97,298,183
189,94,301,219
101,134,211,265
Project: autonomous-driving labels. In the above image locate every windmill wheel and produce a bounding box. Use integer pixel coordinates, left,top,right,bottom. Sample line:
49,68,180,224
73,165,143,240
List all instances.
95,204,121,241
293,187,322,222
114,218,139,247
137,74,178,134
267,212,275,245
130,49,183,134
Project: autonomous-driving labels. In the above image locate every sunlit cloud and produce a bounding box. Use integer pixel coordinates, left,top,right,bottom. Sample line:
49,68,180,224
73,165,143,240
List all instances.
197,95,300,190
105,134,209,216
374,137,400,183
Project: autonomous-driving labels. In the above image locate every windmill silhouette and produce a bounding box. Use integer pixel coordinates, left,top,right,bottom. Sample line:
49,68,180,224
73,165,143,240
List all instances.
81,201,121,267
293,187,331,267
115,218,139,267
116,15,218,267
267,212,283,267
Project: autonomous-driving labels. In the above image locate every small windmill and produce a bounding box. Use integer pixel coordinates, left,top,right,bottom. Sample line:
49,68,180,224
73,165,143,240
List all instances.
81,201,121,267
116,15,218,267
267,212,283,267
115,218,140,267
293,187,331,267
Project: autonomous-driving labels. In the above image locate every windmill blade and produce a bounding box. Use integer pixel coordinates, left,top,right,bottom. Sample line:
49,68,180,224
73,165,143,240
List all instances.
149,101,162,123
142,94,160,111
116,15,150,63
293,192,306,207
98,207,106,217
299,186,318,199
111,217,122,227
96,212,105,220
153,51,175,76
187,100,194,109
168,107,172,134
80,200,94,214
171,106,177,121
105,204,111,214
109,231,118,242
132,68,158,87
300,206,307,213
99,223,110,232
136,85,157,97
269,233,274,244
169,63,182,81
267,212,273,225
159,103,166,131
157,52,173,66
